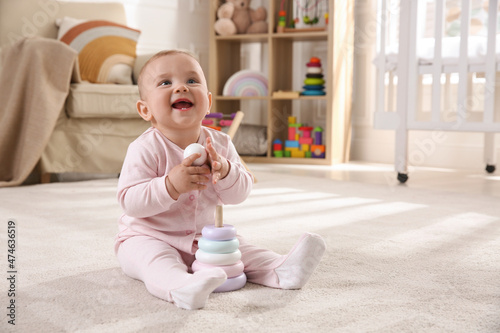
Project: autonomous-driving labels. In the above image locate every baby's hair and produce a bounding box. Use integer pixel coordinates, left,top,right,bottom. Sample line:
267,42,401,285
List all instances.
137,49,200,99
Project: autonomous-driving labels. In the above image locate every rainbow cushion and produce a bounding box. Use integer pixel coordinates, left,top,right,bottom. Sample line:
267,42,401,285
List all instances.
57,17,140,84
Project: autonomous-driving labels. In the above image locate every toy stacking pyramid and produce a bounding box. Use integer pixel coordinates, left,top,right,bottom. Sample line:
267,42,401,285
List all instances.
301,57,325,96
192,206,246,293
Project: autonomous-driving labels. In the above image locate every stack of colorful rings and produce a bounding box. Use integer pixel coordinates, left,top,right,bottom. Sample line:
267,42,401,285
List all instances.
277,10,287,32
192,223,247,292
301,57,325,96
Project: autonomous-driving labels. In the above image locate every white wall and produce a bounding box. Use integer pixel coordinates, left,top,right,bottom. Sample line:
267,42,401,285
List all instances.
65,0,210,74
350,0,500,170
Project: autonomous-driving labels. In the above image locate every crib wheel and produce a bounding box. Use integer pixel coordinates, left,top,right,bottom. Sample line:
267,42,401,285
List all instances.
397,173,408,183
485,165,496,174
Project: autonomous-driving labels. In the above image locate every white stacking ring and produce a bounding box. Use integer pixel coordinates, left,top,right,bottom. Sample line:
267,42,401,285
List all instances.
214,273,247,293
306,67,323,74
198,237,240,254
195,249,241,265
202,224,237,241
191,260,244,278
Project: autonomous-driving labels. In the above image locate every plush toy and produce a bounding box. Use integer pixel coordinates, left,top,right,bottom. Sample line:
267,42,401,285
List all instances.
214,0,268,36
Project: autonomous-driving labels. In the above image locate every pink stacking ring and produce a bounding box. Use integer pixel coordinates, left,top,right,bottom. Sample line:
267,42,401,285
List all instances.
214,273,247,293
202,224,237,241
191,260,244,278
195,249,241,265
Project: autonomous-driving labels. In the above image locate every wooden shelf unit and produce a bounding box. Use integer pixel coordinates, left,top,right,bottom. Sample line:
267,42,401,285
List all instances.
208,0,353,165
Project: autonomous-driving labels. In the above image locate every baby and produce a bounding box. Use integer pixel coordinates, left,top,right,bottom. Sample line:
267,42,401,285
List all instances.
115,49,326,310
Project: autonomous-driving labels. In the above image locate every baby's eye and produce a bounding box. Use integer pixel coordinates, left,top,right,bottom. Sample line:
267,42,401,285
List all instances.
160,80,171,86
187,79,197,84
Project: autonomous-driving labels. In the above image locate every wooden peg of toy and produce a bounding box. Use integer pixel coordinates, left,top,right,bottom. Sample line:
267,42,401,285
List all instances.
215,205,223,228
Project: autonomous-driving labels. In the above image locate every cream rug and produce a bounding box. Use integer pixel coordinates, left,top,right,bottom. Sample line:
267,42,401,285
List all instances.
0,168,499,332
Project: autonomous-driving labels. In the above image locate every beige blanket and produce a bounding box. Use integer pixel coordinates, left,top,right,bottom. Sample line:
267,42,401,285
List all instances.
0,37,78,187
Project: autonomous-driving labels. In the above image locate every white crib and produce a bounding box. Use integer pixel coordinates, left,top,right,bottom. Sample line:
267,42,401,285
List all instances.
374,0,500,183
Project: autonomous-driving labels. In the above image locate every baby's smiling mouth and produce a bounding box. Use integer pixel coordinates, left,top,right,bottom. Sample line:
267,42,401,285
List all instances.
172,99,193,110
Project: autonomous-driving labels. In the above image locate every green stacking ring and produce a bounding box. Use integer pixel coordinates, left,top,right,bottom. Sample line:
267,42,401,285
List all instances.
304,78,325,85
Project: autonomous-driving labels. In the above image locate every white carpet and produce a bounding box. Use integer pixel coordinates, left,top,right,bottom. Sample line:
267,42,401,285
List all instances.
0,169,499,332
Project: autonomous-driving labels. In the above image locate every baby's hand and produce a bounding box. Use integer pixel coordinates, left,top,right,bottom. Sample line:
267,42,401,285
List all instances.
206,137,230,184
166,153,211,200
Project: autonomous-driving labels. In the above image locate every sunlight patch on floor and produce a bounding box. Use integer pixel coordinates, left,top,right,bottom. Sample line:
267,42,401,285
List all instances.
365,212,497,256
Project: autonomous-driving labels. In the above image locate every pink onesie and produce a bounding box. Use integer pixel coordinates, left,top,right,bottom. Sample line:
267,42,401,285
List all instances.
115,127,286,303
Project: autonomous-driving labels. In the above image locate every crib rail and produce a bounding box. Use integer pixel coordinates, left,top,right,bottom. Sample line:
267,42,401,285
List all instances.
374,0,500,133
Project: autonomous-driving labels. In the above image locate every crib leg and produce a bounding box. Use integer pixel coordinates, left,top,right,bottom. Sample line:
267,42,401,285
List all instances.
395,127,409,183
484,133,496,173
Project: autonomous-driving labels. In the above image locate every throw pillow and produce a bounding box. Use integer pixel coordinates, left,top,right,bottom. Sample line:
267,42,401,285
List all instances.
57,17,140,84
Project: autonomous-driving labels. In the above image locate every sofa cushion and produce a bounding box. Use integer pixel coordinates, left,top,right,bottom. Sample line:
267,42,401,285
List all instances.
66,83,141,119
57,17,140,84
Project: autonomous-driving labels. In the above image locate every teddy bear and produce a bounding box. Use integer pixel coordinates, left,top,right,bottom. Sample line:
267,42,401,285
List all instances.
214,0,267,36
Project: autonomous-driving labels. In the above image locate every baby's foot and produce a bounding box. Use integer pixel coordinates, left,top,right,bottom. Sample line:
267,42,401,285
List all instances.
274,233,326,289
170,268,227,310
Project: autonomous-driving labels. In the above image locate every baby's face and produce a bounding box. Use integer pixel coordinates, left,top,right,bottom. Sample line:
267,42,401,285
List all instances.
139,53,211,135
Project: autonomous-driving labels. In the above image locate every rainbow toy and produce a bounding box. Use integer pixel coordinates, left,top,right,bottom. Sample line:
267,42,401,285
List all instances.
273,116,325,158
192,206,246,293
223,70,268,97
301,57,325,96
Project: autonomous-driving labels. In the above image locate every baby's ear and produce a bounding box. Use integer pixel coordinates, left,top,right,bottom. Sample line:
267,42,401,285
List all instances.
137,100,152,121
207,91,212,111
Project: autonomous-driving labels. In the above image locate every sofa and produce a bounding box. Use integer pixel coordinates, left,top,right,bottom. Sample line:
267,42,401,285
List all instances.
0,0,151,183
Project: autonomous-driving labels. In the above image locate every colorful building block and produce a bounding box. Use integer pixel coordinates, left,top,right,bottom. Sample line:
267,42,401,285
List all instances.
313,127,323,145
299,126,313,138
311,144,325,158
273,139,283,157
274,117,325,159
285,140,299,148
273,150,283,157
288,127,296,141
291,150,305,158
299,137,313,145
311,145,325,153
